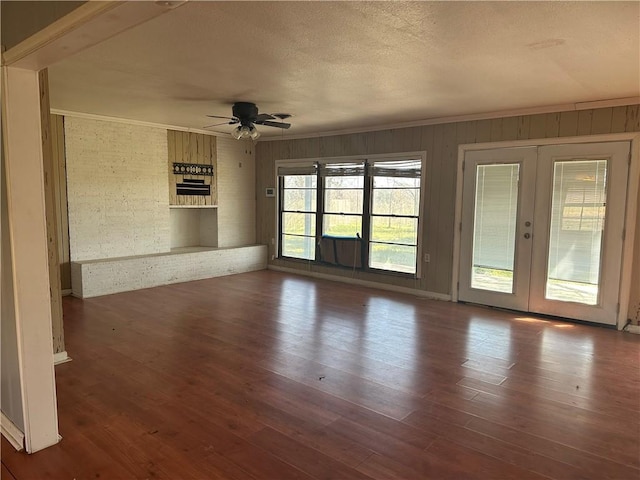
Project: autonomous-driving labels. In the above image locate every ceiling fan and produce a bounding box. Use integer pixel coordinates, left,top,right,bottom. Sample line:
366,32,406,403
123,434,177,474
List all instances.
204,102,291,140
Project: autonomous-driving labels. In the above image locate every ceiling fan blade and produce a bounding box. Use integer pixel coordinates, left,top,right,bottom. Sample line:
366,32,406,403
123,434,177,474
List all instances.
206,115,236,121
254,113,275,122
203,120,238,128
261,120,291,129
256,120,291,129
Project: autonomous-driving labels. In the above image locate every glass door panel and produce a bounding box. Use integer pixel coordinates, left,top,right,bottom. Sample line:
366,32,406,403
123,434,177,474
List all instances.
471,164,520,293
546,160,607,305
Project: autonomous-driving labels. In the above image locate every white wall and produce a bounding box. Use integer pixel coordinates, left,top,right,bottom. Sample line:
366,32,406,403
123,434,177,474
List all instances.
65,117,170,261
217,137,256,247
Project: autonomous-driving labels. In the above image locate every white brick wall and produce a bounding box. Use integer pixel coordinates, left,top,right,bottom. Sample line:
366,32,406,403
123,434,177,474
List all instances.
71,245,267,298
65,117,170,261
216,137,256,247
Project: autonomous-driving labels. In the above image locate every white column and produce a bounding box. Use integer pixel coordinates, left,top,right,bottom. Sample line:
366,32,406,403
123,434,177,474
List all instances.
2,66,59,453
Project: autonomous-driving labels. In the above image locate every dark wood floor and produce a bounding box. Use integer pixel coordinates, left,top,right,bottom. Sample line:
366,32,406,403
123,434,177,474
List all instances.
2,270,639,479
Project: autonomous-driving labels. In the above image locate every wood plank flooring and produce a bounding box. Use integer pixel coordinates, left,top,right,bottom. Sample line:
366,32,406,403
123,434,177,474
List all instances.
2,270,639,479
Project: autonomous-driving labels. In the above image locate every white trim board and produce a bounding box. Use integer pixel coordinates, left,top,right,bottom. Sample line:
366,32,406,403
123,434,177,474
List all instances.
268,265,451,302
51,109,221,137
53,351,71,365
451,132,640,331
1,411,25,452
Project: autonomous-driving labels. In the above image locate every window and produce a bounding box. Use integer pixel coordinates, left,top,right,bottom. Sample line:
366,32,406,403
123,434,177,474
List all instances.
369,160,421,274
278,165,317,260
278,155,424,275
321,163,365,237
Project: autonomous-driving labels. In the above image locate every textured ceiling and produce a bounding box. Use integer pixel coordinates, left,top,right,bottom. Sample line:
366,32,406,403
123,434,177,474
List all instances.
48,1,640,138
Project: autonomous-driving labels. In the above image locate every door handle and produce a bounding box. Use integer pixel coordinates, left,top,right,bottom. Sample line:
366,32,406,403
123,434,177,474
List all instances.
524,233,531,239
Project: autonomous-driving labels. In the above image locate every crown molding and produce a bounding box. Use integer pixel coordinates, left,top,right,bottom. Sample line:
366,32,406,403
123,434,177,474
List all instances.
50,109,221,137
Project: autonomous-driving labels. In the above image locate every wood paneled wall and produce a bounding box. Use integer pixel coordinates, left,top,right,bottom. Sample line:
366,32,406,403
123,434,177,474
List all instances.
51,114,70,291
256,105,640,299
168,130,217,206
39,73,64,355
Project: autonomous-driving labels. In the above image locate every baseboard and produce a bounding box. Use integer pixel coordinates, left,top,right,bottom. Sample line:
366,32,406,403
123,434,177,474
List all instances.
1,412,25,451
268,265,451,301
53,351,72,365
61,289,73,296
626,325,640,335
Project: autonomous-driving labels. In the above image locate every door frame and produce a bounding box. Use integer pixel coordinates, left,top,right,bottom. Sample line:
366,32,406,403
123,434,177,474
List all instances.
452,132,640,330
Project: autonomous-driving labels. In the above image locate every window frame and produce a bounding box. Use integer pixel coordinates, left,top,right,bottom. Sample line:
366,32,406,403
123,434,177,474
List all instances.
275,152,426,278
368,161,422,275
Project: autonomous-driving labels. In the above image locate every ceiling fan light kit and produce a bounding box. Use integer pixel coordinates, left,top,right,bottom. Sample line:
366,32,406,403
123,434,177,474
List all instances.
206,102,291,140
232,124,260,140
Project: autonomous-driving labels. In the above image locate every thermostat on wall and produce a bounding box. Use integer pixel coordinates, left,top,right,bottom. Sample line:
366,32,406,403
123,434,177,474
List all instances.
265,187,275,197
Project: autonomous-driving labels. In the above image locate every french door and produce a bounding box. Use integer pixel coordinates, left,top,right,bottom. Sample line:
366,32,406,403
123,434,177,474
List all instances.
458,141,630,325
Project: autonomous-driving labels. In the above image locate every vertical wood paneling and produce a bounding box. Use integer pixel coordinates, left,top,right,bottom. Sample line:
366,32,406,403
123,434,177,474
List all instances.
475,119,492,143
39,70,64,355
168,131,217,206
255,104,640,296
458,121,477,145
591,108,613,135
434,122,458,294
51,115,71,291
501,117,518,141
516,115,530,140
373,129,393,154
577,110,593,135
168,130,176,205
545,112,561,138
490,118,503,141
425,124,444,292
559,111,579,137
610,106,627,133
626,105,640,132
528,114,546,139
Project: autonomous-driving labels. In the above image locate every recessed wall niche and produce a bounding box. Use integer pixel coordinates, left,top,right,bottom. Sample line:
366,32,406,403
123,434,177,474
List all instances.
169,207,217,249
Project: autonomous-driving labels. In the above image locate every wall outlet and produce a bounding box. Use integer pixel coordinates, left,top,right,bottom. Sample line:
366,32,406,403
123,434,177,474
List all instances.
271,238,275,245
271,255,275,260
424,253,430,263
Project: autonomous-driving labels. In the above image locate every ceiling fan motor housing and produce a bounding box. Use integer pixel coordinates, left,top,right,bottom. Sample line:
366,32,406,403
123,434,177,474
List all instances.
232,102,259,124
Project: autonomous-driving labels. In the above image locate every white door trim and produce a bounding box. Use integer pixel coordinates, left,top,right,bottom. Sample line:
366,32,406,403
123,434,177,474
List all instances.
453,132,640,330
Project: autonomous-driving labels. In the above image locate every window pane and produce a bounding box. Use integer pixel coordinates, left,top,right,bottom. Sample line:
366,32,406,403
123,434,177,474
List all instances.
370,243,416,274
373,177,420,188
325,176,364,189
546,160,606,305
323,214,362,237
371,217,418,245
372,188,420,216
324,189,363,214
283,189,316,212
282,212,316,236
471,164,519,293
282,234,315,260
284,175,316,188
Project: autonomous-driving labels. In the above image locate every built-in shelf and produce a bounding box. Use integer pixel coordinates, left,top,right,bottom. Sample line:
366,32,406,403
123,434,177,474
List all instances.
169,205,218,209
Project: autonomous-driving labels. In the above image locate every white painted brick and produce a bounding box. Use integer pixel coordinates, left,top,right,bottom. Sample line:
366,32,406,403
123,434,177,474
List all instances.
216,137,256,247
71,246,267,298
65,117,170,261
